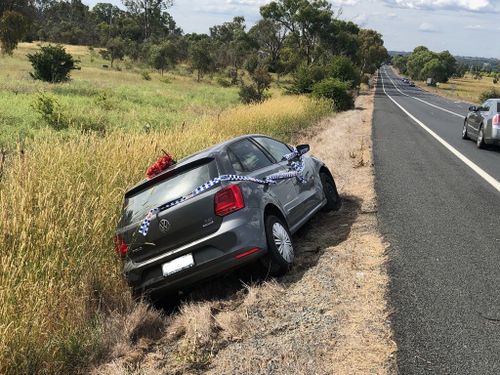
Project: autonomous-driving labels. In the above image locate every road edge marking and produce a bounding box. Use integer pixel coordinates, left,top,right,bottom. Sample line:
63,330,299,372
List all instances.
380,69,500,193
384,67,464,119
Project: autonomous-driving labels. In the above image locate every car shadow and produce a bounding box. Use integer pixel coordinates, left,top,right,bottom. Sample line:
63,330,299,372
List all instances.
154,195,362,313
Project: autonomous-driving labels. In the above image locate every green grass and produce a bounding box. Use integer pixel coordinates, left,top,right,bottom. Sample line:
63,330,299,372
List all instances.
0,42,241,147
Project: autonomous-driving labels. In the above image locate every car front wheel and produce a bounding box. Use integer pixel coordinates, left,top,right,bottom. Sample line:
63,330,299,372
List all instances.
320,172,341,212
477,124,486,149
462,120,469,140
262,215,294,276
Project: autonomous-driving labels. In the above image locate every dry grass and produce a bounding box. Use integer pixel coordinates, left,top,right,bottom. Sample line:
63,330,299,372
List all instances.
91,88,396,375
0,95,330,375
393,67,495,104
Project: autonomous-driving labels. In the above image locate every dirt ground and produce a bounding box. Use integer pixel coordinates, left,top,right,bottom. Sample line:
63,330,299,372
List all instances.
92,89,397,375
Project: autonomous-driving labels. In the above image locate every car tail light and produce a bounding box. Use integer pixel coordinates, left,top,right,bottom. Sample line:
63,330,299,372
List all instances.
214,184,245,216
493,114,500,127
114,235,128,257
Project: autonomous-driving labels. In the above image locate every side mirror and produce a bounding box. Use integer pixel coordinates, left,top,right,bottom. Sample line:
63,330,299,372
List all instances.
296,144,310,155
469,106,478,112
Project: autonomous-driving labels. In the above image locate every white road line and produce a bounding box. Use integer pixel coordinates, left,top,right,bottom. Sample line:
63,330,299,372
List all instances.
380,69,500,193
383,67,464,119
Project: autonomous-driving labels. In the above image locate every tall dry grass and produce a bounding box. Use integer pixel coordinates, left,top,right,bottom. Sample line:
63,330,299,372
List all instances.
0,95,330,374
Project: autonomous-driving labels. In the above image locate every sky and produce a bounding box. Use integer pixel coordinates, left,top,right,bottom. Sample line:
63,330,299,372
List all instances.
82,0,500,58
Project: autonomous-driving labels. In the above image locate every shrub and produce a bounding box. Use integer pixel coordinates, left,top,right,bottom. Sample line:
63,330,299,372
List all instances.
239,65,272,104
312,78,354,111
479,87,500,103
27,45,80,83
141,71,151,81
327,56,361,88
31,92,69,130
217,77,232,87
493,78,498,84
239,84,262,104
288,64,327,94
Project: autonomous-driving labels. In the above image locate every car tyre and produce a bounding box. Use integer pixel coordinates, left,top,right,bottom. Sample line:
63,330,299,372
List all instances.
262,215,294,276
462,120,469,140
477,124,486,149
320,172,341,212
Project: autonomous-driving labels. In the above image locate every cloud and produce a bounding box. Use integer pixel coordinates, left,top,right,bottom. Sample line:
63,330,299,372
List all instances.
331,0,360,5
464,24,484,29
418,22,438,32
352,13,369,26
383,0,493,12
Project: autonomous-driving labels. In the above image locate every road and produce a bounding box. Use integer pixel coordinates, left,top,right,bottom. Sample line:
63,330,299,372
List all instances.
373,66,500,374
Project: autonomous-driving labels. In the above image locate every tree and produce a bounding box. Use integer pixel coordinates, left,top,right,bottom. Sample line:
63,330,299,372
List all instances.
104,37,126,66
260,0,333,65
188,36,215,81
248,19,286,73
210,17,256,80
357,29,388,74
392,55,408,74
27,44,79,82
0,10,29,55
121,0,175,40
239,63,272,104
420,58,448,83
149,40,177,74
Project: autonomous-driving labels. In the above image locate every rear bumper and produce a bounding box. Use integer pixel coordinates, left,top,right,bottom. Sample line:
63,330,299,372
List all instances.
489,127,500,145
124,207,267,295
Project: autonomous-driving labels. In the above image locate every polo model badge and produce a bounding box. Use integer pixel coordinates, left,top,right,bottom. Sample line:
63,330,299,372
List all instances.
159,219,171,233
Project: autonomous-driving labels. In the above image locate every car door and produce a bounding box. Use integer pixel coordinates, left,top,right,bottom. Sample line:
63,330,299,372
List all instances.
470,100,490,135
227,138,302,228
478,100,491,132
252,136,319,225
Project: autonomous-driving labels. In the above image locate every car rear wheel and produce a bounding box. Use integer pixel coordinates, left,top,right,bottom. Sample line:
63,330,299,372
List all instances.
477,124,486,149
320,172,341,212
262,215,294,276
462,120,469,140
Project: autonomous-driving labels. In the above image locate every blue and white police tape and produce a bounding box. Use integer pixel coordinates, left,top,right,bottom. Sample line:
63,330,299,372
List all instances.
138,147,307,236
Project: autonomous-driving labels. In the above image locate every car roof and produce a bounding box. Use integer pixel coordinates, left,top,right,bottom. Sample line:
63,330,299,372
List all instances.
124,134,268,195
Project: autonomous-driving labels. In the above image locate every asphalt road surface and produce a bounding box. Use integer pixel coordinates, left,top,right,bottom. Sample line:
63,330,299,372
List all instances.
374,66,500,374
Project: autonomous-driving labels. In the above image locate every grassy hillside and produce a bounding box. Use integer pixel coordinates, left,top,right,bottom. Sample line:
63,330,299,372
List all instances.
0,43,241,147
0,43,332,374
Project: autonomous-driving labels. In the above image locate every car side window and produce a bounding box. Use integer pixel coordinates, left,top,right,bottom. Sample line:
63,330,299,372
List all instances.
227,148,244,173
253,137,292,162
228,139,273,172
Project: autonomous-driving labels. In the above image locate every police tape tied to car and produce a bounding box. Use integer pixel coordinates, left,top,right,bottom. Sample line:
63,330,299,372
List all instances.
138,147,308,237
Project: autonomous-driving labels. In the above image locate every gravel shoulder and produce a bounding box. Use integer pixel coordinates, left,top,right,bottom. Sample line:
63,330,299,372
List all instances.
93,89,396,375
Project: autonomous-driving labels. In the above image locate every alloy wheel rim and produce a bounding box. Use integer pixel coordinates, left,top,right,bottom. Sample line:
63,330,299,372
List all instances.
272,222,293,263
462,123,467,136
478,129,483,144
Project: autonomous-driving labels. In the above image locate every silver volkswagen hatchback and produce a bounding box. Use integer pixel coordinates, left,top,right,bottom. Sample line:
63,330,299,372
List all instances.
462,99,500,148
115,135,340,297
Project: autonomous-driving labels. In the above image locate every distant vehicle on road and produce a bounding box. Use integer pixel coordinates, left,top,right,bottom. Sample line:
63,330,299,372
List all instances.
402,78,409,83
115,135,340,298
462,99,500,148
426,78,436,87
409,81,415,87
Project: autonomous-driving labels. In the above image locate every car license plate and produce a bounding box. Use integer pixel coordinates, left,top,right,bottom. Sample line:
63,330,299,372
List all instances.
162,253,194,277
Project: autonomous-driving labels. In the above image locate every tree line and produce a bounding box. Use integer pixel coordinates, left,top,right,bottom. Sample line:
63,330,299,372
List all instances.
1,0,388,107
391,46,465,83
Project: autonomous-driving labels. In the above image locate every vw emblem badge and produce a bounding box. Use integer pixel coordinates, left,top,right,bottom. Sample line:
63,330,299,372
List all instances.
159,219,171,233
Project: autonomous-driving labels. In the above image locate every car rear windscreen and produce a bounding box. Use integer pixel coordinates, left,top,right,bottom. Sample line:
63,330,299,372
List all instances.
120,160,216,226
